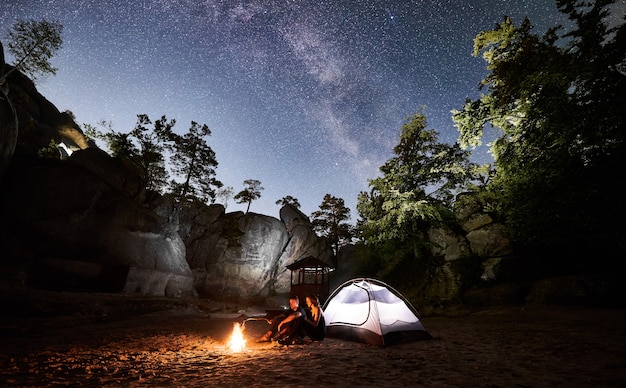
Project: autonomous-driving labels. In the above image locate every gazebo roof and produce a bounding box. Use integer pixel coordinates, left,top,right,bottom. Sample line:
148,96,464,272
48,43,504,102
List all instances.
286,256,332,270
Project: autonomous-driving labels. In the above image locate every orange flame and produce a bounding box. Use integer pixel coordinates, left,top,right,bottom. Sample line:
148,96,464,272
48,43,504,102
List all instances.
227,322,246,352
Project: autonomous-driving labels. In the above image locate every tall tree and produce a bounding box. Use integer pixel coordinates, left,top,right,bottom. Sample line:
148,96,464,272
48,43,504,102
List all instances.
452,1,626,256
3,18,63,81
132,114,173,193
87,115,173,193
234,179,263,213
275,195,301,209
358,112,477,247
86,115,223,213
168,121,222,213
311,194,352,257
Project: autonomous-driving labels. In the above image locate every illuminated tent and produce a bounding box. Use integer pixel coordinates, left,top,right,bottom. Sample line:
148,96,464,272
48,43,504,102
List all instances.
323,278,432,346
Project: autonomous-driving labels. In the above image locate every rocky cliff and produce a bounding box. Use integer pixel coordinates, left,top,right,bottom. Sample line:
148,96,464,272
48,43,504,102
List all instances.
0,148,333,299
0,62,333,300
177,202,333,300
0,148,195,297
0,56,90,176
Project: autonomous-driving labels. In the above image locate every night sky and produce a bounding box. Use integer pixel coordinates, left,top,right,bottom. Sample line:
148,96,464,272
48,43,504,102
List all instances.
1,0,573,219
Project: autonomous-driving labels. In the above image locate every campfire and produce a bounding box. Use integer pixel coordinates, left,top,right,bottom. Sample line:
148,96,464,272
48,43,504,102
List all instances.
227,322,246,352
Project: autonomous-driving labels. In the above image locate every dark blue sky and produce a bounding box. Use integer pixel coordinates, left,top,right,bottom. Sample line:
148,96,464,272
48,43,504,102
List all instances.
1,0,577,219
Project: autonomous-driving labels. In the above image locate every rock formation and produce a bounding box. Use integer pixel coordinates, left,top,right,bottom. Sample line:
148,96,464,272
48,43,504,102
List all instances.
0,145,334,299
0,41,18,178
0,60,194,296
0,54,90,175
179,203,333,301
0,54,338,302
334,191,515,302
416,192,514,300
0,148,195,297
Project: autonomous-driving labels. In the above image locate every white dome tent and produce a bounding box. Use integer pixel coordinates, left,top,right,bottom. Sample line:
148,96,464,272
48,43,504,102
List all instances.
323,278,432,346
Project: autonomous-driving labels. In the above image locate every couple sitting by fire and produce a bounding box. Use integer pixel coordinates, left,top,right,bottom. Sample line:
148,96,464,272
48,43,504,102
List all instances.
257,294,325,345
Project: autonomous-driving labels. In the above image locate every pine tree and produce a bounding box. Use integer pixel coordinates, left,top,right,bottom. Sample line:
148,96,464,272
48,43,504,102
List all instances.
275,195,301,209
311,194,352,257
234,179,263,213
169,121,222,215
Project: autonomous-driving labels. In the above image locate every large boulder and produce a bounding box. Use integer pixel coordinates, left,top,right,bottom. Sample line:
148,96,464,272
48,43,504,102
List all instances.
179,203,333,301
428,225,471,261
214,212,289,299
279,204,311,232
466,223,513,258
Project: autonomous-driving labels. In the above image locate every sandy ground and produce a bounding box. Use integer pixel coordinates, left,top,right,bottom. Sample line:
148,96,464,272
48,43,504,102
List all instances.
1,288,625,387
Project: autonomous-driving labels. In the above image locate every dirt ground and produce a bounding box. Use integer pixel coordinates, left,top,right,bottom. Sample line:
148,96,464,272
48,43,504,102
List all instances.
1,287,625,387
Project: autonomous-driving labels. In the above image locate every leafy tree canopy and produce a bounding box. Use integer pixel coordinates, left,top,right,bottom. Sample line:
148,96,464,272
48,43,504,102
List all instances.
358,111,478,246
311,194,352,257
86,115,222,214
452,0,626,250
85,114,174,193
3,18,63,81
217,186,234,209
168,121,222,208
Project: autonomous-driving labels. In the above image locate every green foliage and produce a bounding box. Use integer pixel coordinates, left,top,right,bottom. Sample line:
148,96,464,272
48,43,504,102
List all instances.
275,195,301,209
452,0,626,254
168,121,222,207
348,243,384,277
134,115,173,193
311,194,352,256
355,111,479,283
358,112,478,248
37,139,61,158
234,179,263,213
4,18,63,81
86,115,222,213
87,115,173,193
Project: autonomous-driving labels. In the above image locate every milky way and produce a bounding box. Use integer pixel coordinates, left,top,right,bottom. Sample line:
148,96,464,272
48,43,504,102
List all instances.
1,0,570,219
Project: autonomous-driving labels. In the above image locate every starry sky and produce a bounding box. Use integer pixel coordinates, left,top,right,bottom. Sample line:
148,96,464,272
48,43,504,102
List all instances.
1,0,575,220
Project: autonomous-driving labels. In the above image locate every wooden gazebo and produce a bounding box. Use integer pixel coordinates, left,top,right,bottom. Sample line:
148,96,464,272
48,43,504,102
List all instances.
286,256,333,305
